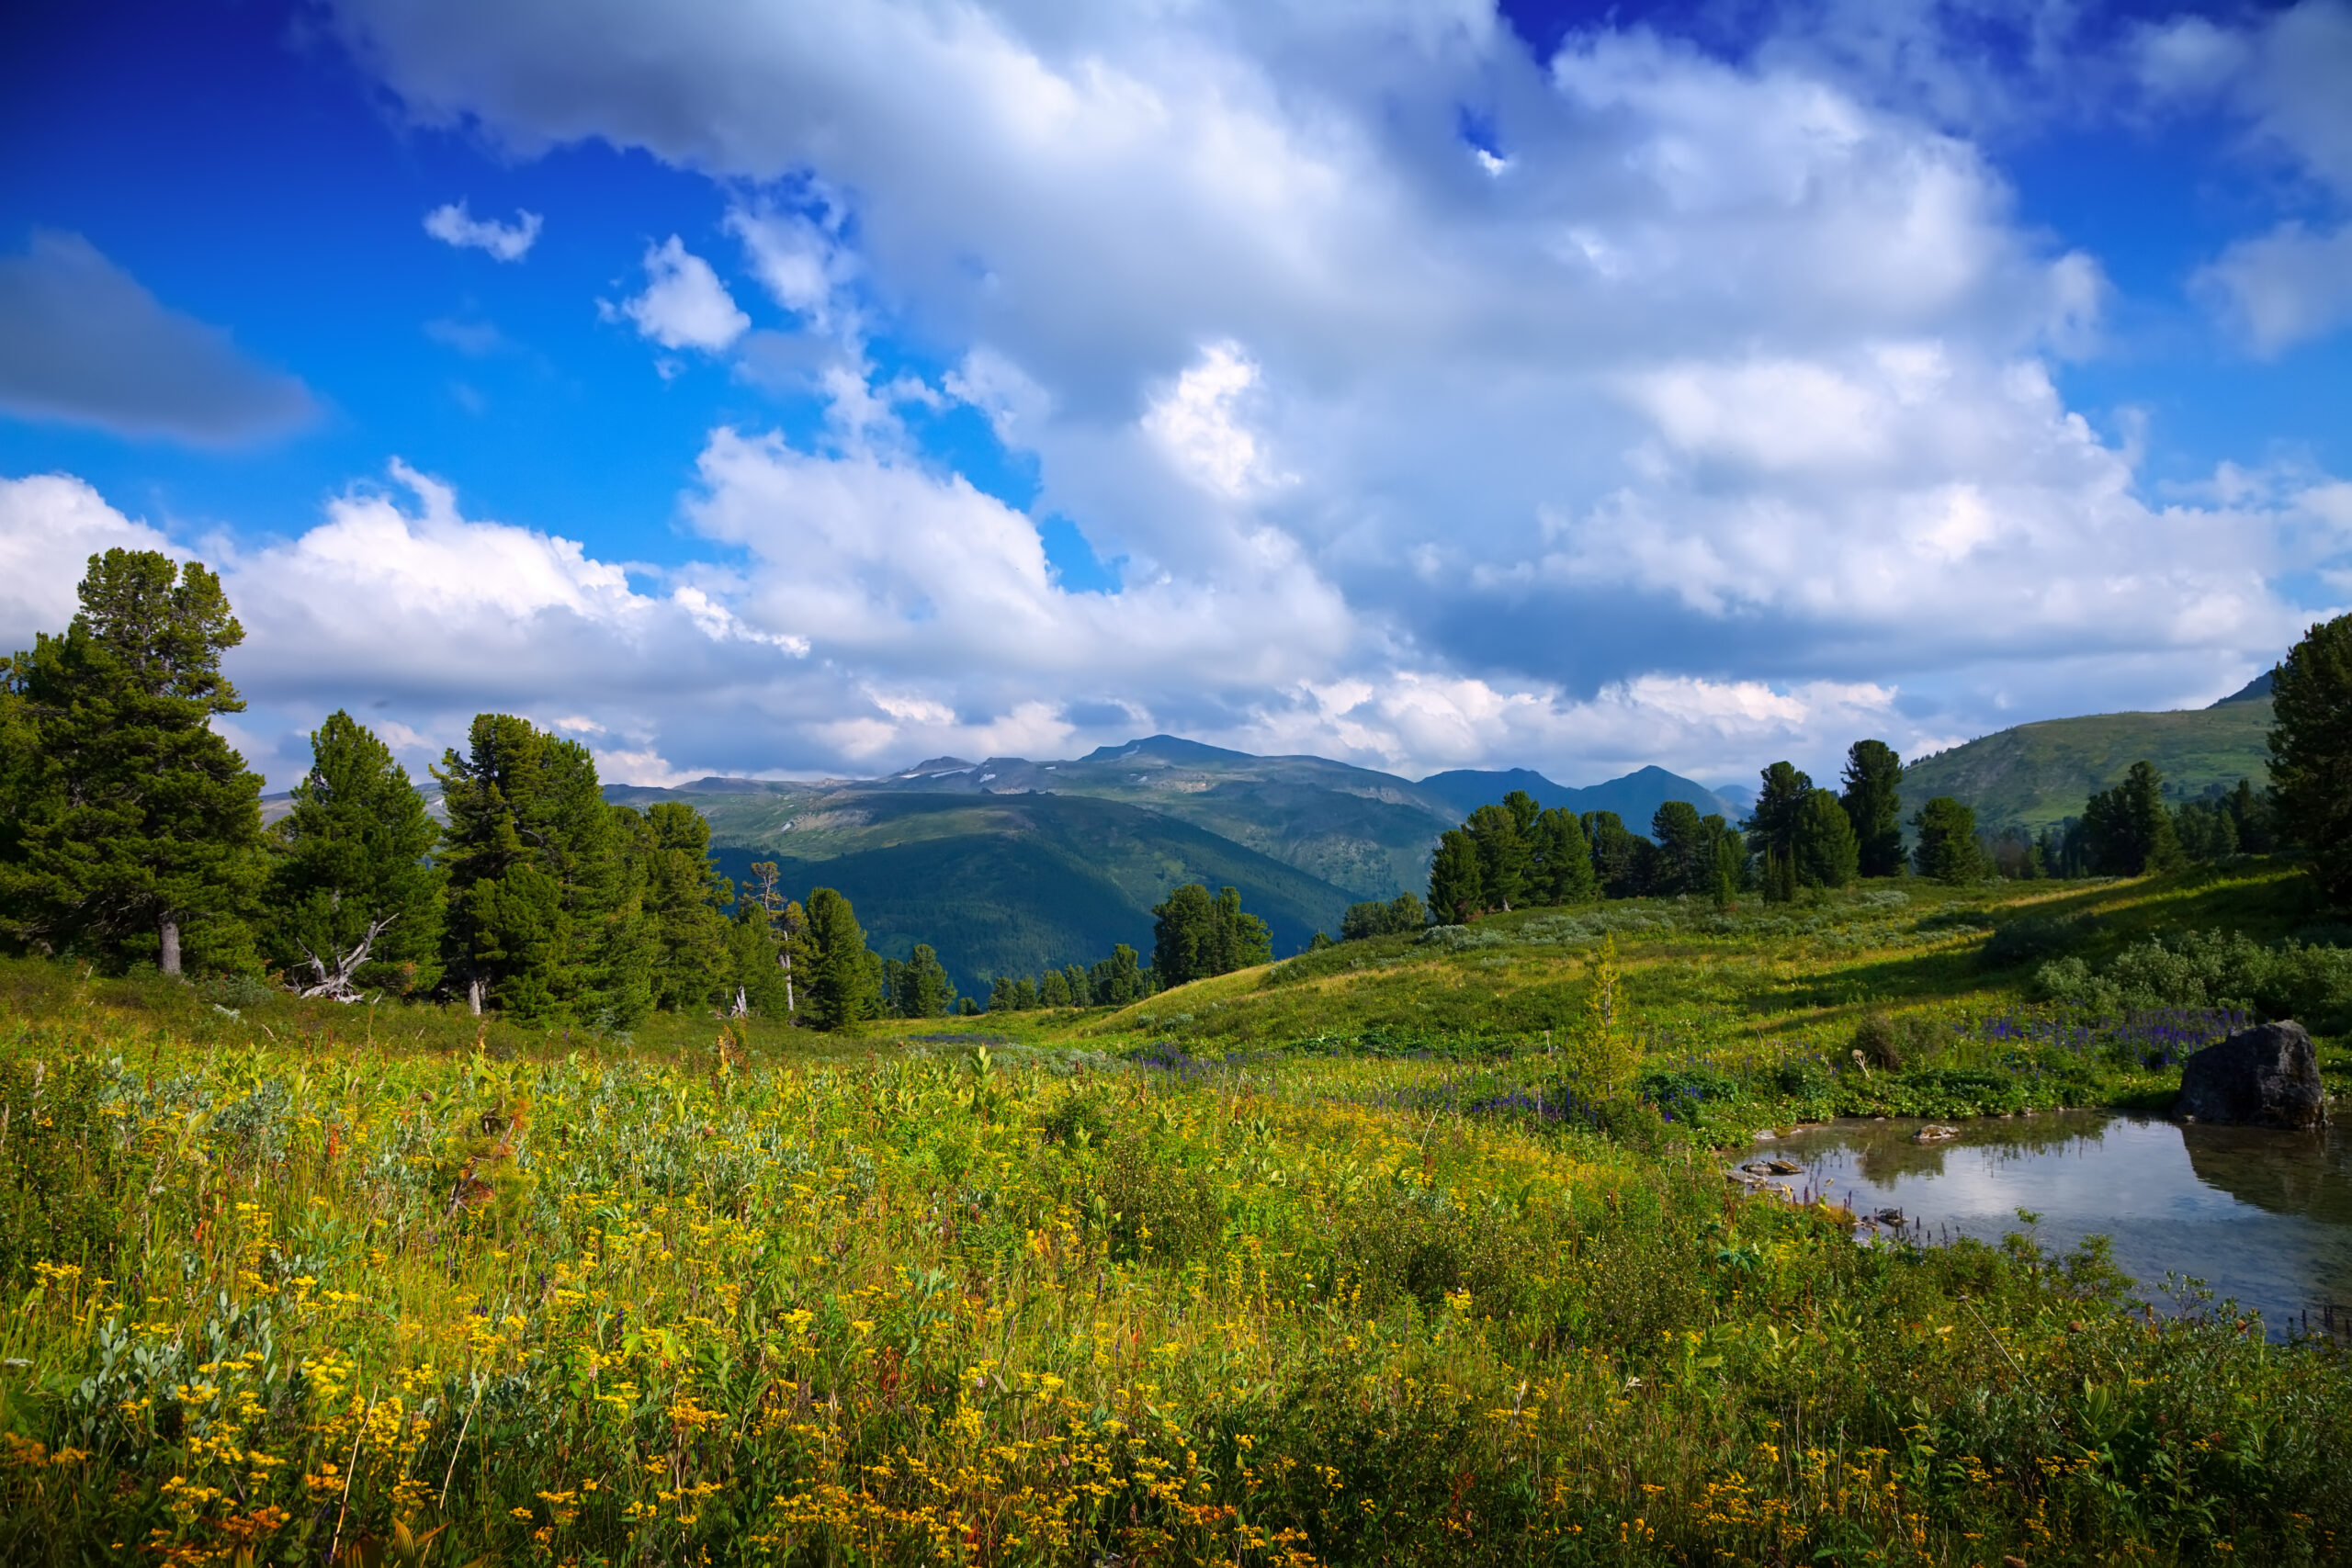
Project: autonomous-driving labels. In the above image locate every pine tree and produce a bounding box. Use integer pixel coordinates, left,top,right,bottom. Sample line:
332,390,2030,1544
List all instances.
636,801,734,1012
1912,797,1984,885
1062,963,1091,1007
802,886,881,1028
1527,807,1597,905
0,549,265,974
2269,613,2352,906
1740,761,1806,893
1580,811,1643,899
1089,943,1144,1006
895,943,956,1016
1708,824,1745,908
1501,788,1542,836
1040,968,1072,1007
1648,800,1710,896
1152,883,1272,986
1792,787,1860,888
1427,829,1484,923
1463,803,1531,911
435,714,644,1023
2080,761,2180,876
1839,740,1905,878
267,710,443,998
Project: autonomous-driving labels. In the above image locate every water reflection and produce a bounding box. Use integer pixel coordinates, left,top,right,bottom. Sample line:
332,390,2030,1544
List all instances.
1759,1112,2352,1338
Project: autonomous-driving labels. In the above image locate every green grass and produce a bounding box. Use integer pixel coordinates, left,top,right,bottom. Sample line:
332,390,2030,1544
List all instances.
0,864,2346,1564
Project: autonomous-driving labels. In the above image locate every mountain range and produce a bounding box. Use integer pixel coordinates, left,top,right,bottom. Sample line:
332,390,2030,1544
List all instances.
605,737,1735,994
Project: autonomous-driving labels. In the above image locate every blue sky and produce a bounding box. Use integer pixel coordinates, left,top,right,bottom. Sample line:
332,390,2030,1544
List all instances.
2,0,2346,792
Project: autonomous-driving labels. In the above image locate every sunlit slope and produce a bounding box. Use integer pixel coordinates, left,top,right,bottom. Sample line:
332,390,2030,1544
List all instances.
1903,699,2272,830
1043,867,2317,1058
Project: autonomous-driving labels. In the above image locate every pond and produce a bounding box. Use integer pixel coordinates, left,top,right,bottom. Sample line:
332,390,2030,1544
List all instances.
1751,1112,2352,1338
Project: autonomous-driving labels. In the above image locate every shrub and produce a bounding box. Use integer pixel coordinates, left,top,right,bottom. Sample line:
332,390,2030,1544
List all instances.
1851,1014,1905,1070
2035,929,2352,1032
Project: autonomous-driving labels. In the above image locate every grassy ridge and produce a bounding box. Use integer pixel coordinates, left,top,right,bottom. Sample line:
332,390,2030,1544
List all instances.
1903,702,2274,830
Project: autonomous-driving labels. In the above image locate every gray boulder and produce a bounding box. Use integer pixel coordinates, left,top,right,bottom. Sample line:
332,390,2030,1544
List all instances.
2174,1021,2328,1130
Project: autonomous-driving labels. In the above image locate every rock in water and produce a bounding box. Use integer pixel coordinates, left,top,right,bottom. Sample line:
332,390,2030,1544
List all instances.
2174,1021,2328,1130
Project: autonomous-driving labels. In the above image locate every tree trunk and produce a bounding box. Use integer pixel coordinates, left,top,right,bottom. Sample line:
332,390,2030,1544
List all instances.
159,916,181,977
468,976,484,1016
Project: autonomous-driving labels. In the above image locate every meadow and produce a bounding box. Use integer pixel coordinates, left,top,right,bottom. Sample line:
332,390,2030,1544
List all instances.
2,866,2348,1565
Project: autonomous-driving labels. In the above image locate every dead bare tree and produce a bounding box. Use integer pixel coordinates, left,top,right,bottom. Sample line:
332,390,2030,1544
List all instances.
290,914,400,1002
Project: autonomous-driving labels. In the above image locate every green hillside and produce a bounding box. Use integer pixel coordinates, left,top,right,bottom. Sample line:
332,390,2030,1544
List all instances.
865,736,1454,897
1903,698,2274,830
614,787,1360,990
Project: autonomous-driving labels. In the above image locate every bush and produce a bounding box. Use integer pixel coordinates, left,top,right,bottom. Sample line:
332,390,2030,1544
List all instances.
2035,929,2352,1032
1851,1014,1905,1070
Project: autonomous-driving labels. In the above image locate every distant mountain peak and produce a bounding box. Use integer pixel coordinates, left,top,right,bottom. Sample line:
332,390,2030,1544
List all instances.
2211,671,2273,707
899,756,978,777
1079,734,1256,765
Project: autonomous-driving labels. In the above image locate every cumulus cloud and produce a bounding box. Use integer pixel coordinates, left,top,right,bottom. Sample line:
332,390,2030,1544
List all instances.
607,236,749,353
423,200,543,261
0,473,183,652
268,0,2352,783
0,231,314,446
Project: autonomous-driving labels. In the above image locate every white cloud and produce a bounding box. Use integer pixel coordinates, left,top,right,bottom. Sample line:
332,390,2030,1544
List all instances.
0,231,314,446
725,201,854,332
1141,342,1287,500
423,200,544,261
245,1,2352,781
2194,221,2352,356
0,473,183,652
608,236,749,353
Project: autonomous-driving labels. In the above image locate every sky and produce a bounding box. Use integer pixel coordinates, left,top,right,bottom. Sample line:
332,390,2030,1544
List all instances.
1,0,2347,795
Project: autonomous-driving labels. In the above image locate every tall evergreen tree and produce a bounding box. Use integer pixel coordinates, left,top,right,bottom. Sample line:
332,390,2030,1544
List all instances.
1089,943,1145,1006
1648,801,1712,896
1580,811,1643,899
887,942,956,1017
1427,829,1484,922
2269,613,2352,906
0,549,264,974
266,710,443,998
1912,797,1984,885
1527,807,1597,905
1746,762,1813,863
1463,803,1531,910
1152,883,1272,987
1062,963,1091,1006
1708,823,1746,908
634,801,734,1012
435,714,645,1023
1792,787,1861,888
1039,968,1072,1007
1838,740,1905,877
2080,761,2180,876
1501,788,1542,835
802,886,881,1028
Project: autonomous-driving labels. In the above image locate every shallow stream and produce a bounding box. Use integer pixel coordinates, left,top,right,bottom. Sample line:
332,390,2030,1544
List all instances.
1752,1112,2352,1338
